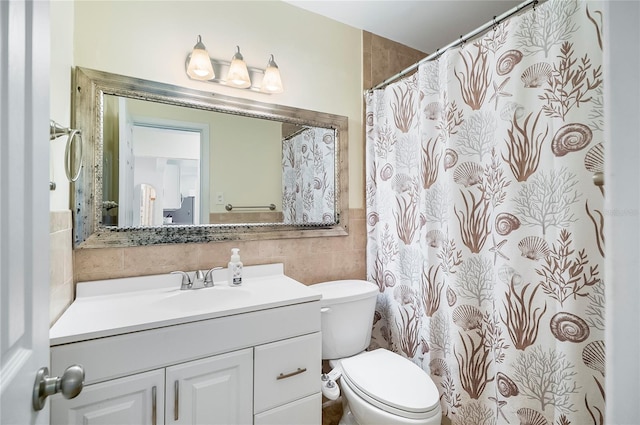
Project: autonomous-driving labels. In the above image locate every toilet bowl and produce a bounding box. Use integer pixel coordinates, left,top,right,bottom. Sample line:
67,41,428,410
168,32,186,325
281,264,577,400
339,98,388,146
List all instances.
314,280,442,425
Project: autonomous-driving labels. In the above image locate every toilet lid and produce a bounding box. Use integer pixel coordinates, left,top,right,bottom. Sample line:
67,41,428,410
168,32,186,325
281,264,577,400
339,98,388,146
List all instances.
340,349,440,418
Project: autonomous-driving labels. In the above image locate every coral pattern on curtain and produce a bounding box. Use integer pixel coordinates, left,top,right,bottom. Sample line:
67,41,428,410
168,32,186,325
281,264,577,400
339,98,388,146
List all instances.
282,127,335,223
365,1,605,424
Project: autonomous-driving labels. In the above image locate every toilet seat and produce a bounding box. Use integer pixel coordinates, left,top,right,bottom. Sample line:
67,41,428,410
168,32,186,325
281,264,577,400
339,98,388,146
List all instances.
340,349,440,420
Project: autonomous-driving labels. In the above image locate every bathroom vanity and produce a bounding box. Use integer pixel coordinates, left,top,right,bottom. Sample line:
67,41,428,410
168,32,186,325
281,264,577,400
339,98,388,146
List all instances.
49,264,322,424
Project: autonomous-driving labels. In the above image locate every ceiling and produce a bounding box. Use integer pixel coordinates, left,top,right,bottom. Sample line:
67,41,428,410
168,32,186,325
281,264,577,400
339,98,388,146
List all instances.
283,1,523,53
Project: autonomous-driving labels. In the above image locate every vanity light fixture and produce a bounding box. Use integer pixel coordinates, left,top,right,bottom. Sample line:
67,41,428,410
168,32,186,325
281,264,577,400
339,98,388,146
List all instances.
184,36,284,94
261,54,284,94
186,35,215,81
226,46,251,88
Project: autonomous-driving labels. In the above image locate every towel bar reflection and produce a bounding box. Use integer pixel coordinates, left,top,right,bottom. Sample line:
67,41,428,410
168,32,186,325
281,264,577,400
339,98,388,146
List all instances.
225,203,276,211
50,120,83,187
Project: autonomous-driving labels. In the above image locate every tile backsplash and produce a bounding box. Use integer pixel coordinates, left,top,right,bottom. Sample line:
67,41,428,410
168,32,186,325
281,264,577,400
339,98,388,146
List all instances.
73,208,366,286
50,211,74,324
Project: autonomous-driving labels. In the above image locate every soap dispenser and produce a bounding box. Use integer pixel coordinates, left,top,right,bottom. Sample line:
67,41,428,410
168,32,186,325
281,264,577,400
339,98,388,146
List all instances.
228,248,243,286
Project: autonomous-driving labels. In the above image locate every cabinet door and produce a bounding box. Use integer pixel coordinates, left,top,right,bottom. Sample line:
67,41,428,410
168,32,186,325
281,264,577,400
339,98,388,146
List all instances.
254,393,322,425
166,348,253,425
50,369,164,425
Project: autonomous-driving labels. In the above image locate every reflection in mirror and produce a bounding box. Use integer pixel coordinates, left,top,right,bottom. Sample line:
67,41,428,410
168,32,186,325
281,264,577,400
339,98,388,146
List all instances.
102,95,336,228
72,67,349,248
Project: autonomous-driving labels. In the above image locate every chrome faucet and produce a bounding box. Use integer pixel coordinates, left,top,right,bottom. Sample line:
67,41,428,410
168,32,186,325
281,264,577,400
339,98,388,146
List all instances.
171,271,193,290
171,267,223,290
204,267,223,287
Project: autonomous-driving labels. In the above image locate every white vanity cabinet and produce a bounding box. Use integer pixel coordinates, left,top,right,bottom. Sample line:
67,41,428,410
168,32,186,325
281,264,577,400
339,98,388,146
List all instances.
166,348,254,425
51,348,254,425
50,369,165,425
49,265,322,425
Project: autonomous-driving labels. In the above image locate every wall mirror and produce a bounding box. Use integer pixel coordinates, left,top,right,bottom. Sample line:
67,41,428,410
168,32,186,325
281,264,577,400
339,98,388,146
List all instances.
72,67,349,248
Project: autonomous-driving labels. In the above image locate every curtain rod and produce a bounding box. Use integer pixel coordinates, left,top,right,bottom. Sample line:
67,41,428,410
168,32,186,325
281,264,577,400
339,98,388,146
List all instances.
366,0,541,93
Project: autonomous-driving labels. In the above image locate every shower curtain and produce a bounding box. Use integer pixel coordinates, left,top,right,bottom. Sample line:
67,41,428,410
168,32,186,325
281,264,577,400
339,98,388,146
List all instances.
282,127,335,223
365,1,605,423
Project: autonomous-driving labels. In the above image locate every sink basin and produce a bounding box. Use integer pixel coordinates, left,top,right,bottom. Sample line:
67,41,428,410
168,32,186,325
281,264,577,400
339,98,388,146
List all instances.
153,286,251,313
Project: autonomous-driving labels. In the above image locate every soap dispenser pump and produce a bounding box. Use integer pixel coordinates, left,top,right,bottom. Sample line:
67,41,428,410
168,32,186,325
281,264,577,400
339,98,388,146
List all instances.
228,248,243,286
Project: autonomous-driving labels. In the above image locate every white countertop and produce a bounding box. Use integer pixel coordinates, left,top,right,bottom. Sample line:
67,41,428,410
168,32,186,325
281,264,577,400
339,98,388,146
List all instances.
50,264,321,346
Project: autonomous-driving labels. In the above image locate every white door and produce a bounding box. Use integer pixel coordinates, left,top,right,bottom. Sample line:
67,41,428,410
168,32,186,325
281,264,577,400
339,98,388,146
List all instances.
166,348,253,425
50,369,165,425
0,0,51,424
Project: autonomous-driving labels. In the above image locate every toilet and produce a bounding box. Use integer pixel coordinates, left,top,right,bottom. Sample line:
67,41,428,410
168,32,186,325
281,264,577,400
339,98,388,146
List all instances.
314,280,442,425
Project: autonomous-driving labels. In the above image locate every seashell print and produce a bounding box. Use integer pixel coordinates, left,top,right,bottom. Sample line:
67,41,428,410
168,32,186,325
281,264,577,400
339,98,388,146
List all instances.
453,161,483,187
517,408,549,425
498,265,523,286
521,62,552,88
367,212,379,227
496,49,523,76
426,229,446,248
313,177,323,190
500,101,525,121
366,111,374,127
380,163,394,181
443,148,458,171
424,102,442,120
429,358,450,377
391,173,413,193
518,236,550,260
582,340,605,376
496,372,519,397
452,304,483,331
497,265,513,284
322,132,334,145
383,270,396,288
393,284,415,305
322,213,333,223
550,312,590,343
495,212,521,236
552,123,593,157
446,286,457,307
584,142,604,173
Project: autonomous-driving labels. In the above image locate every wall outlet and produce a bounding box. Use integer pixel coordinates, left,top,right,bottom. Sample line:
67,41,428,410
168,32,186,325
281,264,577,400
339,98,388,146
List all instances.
215,192,224,205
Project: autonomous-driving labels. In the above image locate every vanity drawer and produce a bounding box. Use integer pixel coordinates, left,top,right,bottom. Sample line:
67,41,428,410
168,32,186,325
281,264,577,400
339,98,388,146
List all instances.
254,332,321,413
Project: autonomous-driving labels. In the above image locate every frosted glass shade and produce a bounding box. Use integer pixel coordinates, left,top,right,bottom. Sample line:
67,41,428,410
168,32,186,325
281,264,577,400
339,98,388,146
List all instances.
226,47,251,88
186,36,214,81
261,55,283,94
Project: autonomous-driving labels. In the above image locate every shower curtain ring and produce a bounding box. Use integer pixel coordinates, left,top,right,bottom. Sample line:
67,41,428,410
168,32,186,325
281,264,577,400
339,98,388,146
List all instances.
492,16,498,31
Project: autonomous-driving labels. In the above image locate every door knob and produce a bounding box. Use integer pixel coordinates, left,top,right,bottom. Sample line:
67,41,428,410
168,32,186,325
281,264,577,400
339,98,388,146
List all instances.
32,364,85,411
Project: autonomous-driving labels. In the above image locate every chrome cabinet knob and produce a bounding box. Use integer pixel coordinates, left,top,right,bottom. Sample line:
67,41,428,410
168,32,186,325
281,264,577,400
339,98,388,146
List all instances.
32,364,85,411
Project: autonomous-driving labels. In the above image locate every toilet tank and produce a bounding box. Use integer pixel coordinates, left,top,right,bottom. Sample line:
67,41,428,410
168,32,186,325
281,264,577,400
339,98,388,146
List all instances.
313,280,378,359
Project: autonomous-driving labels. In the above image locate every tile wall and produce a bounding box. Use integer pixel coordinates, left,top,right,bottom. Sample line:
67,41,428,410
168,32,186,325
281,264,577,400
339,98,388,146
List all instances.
49,211,74,324
73,209,366,285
